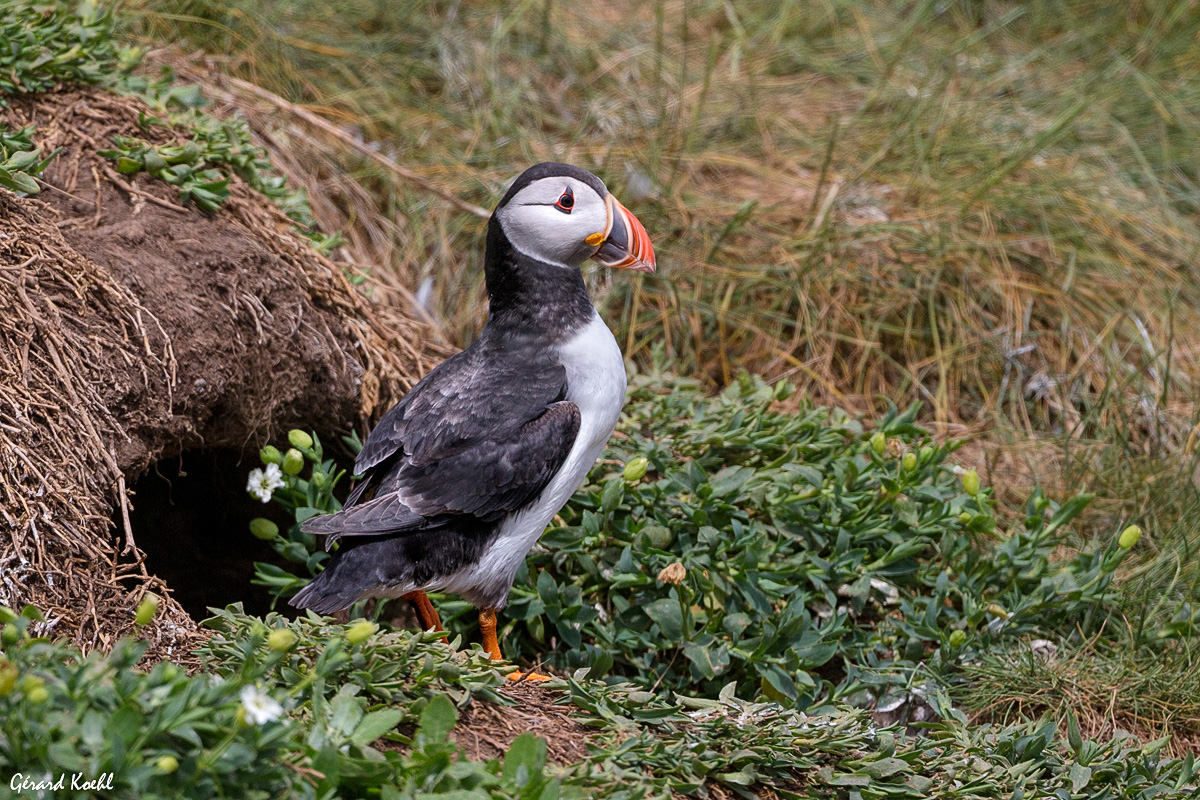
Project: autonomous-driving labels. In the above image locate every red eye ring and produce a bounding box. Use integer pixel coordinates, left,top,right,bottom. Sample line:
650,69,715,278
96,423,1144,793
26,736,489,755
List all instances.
554,188,574,213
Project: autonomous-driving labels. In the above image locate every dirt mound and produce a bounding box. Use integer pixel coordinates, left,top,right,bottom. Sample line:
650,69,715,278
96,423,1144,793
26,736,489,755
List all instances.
0,86,446,655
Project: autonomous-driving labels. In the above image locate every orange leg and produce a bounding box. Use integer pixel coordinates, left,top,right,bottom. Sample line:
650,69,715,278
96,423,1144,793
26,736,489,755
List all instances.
479,608,550,682
401,591,443,632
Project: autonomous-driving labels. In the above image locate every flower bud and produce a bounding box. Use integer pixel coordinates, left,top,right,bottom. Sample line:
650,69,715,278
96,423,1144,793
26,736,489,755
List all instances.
623,457,649,482
948,630,967,648
919,445,934,462
288,429,314,450
311,471,329,491
870,431,886,455
249,518,279,540
134,594,159,626
281,449,304,476
657,562,687,586
902,452,917,471
26,685,48,704
267,628,296,651
259,445,283,465
962,468,981,497
958,512,972,525
156,755,179,774
346,620,378,645
1,624,19,646
1118,524,1142,549
0,661,17,695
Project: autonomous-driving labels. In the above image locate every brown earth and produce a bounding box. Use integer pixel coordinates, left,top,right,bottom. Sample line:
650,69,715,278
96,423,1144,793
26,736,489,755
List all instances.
0,86,449,656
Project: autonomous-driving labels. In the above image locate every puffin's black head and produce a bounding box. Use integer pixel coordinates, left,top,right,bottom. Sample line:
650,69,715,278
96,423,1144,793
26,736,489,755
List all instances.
491,162,655,273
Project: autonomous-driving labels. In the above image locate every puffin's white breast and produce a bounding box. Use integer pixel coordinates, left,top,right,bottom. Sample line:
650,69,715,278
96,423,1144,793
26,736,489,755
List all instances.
439,312,626,606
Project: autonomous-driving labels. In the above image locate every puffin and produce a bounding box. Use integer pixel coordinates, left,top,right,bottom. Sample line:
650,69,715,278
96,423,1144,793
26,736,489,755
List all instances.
291,162,655,677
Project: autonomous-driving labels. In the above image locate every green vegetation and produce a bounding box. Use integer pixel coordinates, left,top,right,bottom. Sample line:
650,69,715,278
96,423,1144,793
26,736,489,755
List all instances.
0,0,336,245
255,373,1186,735
3,604,1197,798
0,125,56,194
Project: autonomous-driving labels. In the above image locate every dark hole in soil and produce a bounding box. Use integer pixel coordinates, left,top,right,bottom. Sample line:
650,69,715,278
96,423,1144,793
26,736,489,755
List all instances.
123,449,297,621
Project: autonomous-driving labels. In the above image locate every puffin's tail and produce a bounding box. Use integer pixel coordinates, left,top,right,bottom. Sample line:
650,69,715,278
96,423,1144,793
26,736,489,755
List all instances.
289,549,368,615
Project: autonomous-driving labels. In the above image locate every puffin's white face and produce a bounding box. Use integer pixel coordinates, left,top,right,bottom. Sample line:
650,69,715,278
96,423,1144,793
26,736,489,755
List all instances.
495,176,611,268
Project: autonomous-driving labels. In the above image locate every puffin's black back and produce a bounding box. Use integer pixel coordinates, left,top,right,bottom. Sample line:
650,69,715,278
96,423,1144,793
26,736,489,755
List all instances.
289,163,604,614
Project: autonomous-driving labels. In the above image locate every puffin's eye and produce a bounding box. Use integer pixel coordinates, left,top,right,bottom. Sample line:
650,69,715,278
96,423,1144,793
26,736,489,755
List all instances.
554,188,574,213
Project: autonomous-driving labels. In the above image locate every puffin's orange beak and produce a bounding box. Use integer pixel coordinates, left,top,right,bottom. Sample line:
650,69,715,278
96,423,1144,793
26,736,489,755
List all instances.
592,195,656,273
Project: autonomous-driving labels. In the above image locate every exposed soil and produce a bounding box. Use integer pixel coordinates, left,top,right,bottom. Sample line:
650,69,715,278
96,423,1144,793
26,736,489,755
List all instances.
0,86,443,654
380,683,594,766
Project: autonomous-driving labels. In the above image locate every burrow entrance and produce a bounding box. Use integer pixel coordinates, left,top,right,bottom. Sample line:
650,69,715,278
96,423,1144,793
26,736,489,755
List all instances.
122,449,299,621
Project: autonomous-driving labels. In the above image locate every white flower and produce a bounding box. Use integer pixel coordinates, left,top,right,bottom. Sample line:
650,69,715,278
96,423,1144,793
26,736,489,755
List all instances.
247,463,285,503
239,684,284,725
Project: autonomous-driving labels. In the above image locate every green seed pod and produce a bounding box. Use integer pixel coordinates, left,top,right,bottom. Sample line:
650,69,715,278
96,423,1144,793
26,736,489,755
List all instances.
281,449,304,476
1118,524,1142,549
156,755,179,774
0,661,17,695
948,630,967,648
267,628,296,651
919,445,934,462
346,620,378,645
958,512,973,525
870,431,886,456
962,468,981,497
26,685,48,704
643,525,674,550
249,518,279,541
902,452,917,471
259,445,283,465
1,623,19,646
288,429,314,450
134,594,159,626
623,457,649,482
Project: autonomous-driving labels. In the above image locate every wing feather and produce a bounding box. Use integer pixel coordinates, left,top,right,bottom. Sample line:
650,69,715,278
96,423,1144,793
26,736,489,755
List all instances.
301,341,580,545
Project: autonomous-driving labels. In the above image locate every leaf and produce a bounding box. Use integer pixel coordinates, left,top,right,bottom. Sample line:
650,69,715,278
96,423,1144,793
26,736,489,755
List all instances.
710,465,754,497
502,732,546,785
600,478,624,513
757,663,798,701
351,708,404,747
1068,763,1092,792
417,694,457,744
643,598,684,640
861,757,909,779
116,156,142,173
683,641,722,679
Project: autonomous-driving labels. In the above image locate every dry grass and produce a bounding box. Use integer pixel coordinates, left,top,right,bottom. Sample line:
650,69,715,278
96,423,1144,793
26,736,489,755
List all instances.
961,635,1200,757
119,0,1200,455
0,85,440,652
